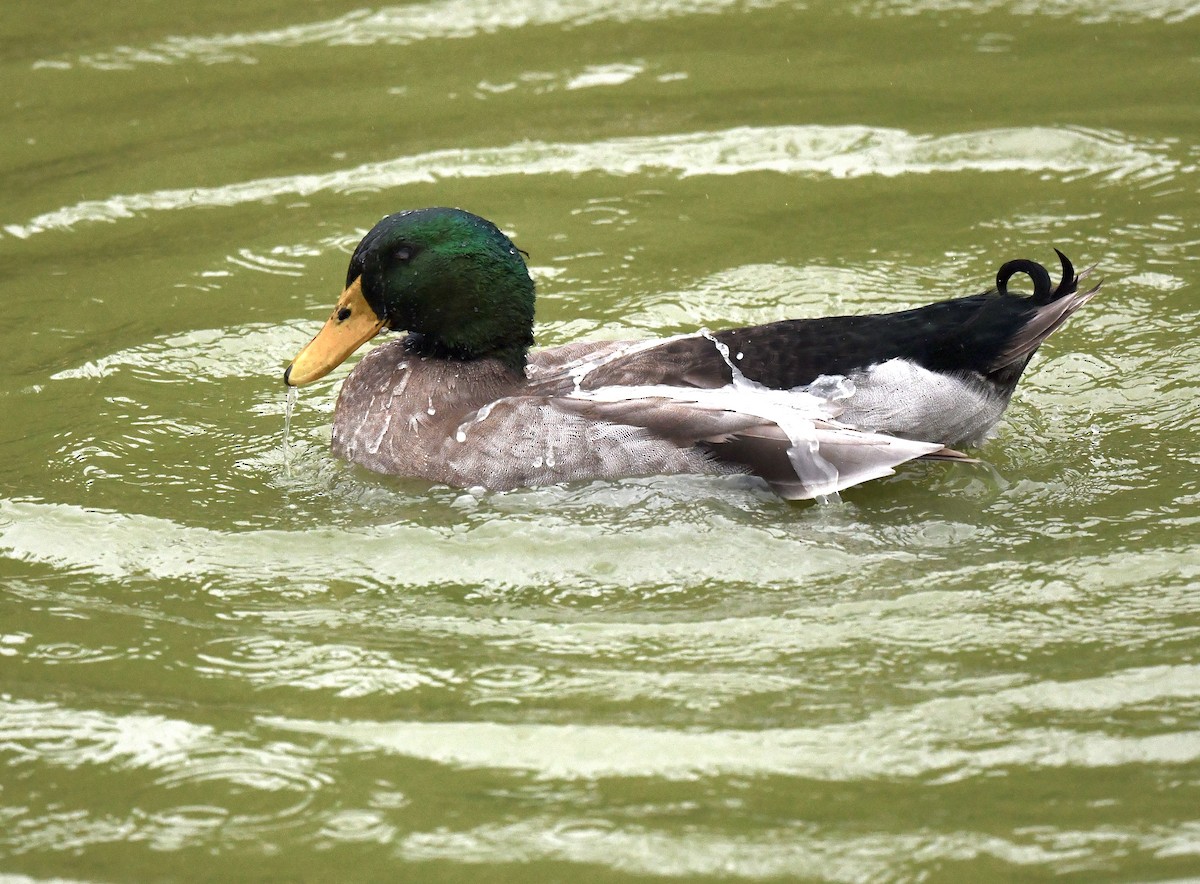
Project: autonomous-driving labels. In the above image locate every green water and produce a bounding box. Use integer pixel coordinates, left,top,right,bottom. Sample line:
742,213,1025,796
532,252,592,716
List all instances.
2,1,1198,880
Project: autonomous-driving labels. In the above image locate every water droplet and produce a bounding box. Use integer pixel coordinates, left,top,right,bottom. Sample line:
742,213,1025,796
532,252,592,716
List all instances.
701,329,752,388
808,374,856,401
282,385,298,478
366,412,392,455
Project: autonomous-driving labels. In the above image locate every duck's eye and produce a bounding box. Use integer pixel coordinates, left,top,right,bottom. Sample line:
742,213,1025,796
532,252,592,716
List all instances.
336,307,352,322
395,247,412,262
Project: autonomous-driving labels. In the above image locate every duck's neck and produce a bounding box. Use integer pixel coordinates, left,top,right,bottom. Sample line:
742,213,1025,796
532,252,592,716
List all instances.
393,267,536,375
402,332,529,376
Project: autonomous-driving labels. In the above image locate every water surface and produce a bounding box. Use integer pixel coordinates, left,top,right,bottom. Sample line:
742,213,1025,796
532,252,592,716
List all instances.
2,0,1198,880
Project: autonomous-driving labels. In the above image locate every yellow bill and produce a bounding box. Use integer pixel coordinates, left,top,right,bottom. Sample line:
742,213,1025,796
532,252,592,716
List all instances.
284,278,386,386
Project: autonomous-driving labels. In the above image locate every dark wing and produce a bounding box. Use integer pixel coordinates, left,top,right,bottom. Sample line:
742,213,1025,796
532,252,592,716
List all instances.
544,252,1097,397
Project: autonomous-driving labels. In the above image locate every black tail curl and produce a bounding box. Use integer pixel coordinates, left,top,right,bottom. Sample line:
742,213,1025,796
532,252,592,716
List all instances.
996,249,1077,305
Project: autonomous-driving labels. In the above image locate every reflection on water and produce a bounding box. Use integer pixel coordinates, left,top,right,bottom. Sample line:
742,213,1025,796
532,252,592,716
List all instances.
2,0,1198,879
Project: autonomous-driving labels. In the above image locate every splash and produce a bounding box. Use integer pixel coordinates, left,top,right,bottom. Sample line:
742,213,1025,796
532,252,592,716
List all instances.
700,330,843,503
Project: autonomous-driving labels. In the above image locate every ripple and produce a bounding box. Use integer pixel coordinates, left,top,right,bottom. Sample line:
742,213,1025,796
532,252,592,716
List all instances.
398,814,1200,879
397,816,1100,879
0,698,317,787
2,811,141,860
315,809,397,846
195,636,455,697
224,247,309,277
38,0,782,70
853,0,1198,24
232,550,1198,710
33,0,1197,74
51,322,312,382
27,642,124,665
152,745,329,796
3,125,1175,239
0,497,873,592
264,663,1200,782
0,698,212,771
0,697,330,851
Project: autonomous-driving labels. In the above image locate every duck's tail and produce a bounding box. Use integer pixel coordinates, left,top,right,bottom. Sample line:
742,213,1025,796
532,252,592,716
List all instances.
990,249,1102,374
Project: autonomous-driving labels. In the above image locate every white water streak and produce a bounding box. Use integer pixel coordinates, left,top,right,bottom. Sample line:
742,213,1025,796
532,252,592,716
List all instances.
394,817,1091,880
263,662,1200,781
2,125,1173,239
854,0,1199,24
0,498,859,590
39,0,778,70
36,0,1197,72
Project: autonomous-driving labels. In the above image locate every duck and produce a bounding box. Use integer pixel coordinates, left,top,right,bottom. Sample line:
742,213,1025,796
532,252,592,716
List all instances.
283,207,1099,500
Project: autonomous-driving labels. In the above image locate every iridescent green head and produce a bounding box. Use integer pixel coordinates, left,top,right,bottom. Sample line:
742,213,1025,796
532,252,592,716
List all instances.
285,208,535,385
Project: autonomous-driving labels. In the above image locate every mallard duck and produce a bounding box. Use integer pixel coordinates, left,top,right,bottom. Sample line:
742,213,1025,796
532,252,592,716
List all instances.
283,207,1099,500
